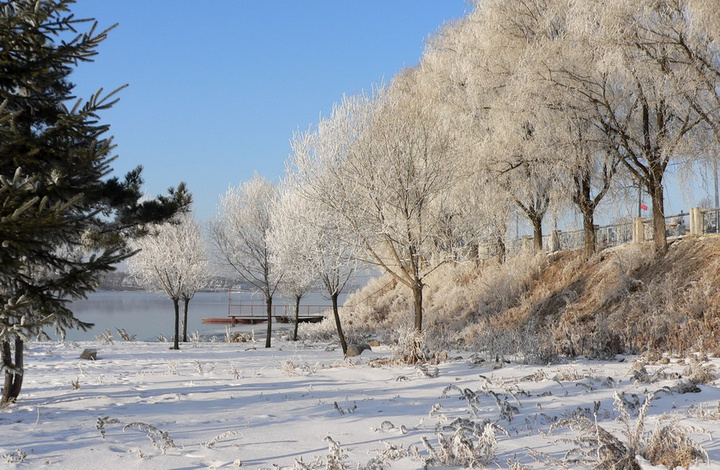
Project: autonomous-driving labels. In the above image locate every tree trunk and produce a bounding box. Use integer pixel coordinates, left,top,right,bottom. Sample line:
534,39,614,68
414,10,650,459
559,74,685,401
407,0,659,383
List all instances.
650,182,667,254
532,216,543,252
412,282,423,332
182,297,189,342
1,338,24,406
496,235,506,264
581,206,597,259
331,292,347,355
264,295,273,348
293,294,301,341
171,298,180,350
468,242,479,265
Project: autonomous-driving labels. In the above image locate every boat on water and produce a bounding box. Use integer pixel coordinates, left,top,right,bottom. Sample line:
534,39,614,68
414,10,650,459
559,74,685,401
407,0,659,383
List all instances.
202,315,322,325
201,318,233,324
202,317,268,325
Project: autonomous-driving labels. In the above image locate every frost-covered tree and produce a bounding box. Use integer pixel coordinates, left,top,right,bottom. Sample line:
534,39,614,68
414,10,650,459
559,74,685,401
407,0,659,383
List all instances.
613,0,720,147
281,138,362,354
548,0,710,253
268,187,317,342
210,174,281,348
282,94,372,348
421,14,514,262
494,18,620,257
0,0,188,404
324,73,459,332
423,0,629,257
127,212,209,349
421,1,561,254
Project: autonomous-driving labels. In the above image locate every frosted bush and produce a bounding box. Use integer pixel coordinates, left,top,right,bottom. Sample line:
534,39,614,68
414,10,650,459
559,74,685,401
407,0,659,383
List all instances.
393,328,429,365
297,315,345,343
551,392,708,469
421,422,507,468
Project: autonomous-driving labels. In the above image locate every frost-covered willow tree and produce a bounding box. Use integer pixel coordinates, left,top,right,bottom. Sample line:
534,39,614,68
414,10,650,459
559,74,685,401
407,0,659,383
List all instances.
420,17,509,262
280,124,365,354
306,72,460,332
267,185,317,342
602,0,720,211
482,0,621,257
127,212,208,349
542,0,711,254
472,0,574,252
423,0,627,257
421,0,562,254
210,174,281,348
270,182,358,353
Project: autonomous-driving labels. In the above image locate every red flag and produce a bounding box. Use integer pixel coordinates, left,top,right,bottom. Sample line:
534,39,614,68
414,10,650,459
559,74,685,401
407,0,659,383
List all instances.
640,204,648,211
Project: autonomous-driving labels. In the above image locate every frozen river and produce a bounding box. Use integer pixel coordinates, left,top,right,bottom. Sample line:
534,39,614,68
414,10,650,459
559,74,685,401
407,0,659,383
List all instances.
54,291,334,342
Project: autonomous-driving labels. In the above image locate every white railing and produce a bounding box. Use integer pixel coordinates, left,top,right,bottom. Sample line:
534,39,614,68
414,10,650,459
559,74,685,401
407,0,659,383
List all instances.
478,208,714,260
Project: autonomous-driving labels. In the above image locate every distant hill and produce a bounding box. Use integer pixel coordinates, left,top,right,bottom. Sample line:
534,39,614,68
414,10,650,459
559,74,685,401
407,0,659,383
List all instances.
97,271,240,292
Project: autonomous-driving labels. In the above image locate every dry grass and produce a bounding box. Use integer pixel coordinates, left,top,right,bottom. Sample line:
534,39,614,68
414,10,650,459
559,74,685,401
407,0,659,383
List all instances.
305,236,720,360
551,392,707,469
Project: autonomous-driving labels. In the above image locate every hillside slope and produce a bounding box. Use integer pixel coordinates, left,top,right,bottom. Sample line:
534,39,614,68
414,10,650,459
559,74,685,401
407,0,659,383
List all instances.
305,236,720,362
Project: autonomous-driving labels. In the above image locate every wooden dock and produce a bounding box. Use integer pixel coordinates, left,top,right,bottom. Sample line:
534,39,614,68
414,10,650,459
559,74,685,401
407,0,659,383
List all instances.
203,292,331,326
202,313,325,326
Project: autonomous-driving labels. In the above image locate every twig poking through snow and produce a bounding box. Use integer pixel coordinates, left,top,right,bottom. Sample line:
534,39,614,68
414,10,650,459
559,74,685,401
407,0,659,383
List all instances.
204,430,244,448
96,416,121,439
123,422,176,453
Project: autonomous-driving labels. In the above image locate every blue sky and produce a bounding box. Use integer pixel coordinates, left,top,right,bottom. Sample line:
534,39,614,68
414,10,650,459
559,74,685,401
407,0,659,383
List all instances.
68,1,470,222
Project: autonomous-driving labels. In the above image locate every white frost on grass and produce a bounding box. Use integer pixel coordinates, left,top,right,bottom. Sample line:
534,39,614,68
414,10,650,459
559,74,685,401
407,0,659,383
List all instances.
0,340,718,469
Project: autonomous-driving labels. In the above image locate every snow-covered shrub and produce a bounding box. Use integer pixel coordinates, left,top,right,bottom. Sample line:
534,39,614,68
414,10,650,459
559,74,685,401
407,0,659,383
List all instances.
552,392,708,469
365,441,421,468
297,314,337,342
683,359,717,385
421,422,507,468
225,330,254,343
297,312,370,346
95,329,114,344
281,360,321,376
393,328,429,365
322,436,349,470
462,322,557,365
116,328,136,341
2,449,26,463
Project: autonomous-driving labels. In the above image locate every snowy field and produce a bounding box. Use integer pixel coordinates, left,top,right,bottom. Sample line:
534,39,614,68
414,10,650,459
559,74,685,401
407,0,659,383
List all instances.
2,339,720,469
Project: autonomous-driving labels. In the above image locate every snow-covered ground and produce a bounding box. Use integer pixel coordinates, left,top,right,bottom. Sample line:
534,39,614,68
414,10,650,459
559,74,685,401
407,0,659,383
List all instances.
1,339,719,469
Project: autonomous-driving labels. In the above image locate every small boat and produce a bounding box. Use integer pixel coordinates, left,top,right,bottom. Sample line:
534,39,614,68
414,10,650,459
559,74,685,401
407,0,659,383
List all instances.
201,318,233,324
202,316,268,325
233,318,267,325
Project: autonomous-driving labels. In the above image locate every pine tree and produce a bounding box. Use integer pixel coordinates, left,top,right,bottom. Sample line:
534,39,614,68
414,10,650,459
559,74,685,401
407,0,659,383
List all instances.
0,0,189,405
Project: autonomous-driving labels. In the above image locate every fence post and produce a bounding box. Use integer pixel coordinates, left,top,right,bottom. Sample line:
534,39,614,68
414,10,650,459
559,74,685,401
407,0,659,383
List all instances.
632,217,645,244
690,207,703,236
550,230,560,252
522,235,533,251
